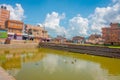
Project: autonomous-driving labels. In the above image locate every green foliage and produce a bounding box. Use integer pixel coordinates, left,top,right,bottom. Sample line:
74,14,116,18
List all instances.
0,31,7,38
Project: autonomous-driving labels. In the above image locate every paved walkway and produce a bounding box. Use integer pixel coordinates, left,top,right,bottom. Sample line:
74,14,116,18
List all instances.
0,67,16,80
0,43,38,49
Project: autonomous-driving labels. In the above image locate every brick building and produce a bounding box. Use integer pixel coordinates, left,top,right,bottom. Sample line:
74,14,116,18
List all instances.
72,36,85,44
86,34,103,44
51,35,66,43
6,20,24,40
0,6,10,29
24,24,49,41
102,23,120,45
0,6,24,40
0,5,50,42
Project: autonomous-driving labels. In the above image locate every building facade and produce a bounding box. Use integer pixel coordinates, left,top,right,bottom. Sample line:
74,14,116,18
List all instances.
6,20,24,40
51,35,66,43
72,36,85,44
86,34,103,44
0,5,50,42
24,24,49,41
102,23,120,45
0,6,10,29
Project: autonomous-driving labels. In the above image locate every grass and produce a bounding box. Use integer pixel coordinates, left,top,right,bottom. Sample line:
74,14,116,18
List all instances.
73,43,120,49
57,42,120,49
108,45,120,49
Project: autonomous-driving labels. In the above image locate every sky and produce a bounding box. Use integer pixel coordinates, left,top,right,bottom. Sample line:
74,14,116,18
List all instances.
0,0,120,38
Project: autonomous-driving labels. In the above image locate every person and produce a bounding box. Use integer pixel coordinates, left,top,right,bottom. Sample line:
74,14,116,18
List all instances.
4,37,11,44
14,34,17,39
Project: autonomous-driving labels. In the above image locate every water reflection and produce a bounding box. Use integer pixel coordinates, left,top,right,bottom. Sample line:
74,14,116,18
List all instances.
42,54,59,74
0,48,120,80
41,54,120,80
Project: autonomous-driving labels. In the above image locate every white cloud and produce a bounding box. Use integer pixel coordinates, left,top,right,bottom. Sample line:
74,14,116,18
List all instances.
0,3,25,21
42,54,59,74
112,0,117,3
112,0,120,3
44,1,120,38
44,12,66,37
89,1,120,34
67,1,120,37
41,0,120,38
68,15,88,37
43,12,88,38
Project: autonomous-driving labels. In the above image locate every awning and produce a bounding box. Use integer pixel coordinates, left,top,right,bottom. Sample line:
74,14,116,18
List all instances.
16,33,22,36
8,32,15,35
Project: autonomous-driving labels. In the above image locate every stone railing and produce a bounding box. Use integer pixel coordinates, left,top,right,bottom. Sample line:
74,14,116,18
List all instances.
39,42,120,59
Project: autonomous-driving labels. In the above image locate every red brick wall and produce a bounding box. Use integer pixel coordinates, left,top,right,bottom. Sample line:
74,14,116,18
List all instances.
102,23,120,44
6,20,23,34
0,9,10,29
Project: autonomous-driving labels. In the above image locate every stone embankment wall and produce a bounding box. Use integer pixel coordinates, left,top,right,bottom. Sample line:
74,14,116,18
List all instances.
0,67,16,80
39,43,120,59
0,43,38,49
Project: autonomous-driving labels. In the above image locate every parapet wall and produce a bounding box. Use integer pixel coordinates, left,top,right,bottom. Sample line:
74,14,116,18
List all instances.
39,43,120,59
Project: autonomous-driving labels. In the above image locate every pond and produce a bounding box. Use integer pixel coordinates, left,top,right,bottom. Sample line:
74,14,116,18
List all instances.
0,48,120,80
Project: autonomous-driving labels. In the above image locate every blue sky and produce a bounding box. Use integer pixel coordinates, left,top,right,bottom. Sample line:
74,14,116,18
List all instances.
0,0,111,24
0,0,120,38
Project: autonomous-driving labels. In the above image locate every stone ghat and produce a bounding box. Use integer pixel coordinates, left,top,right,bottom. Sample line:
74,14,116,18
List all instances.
0,43,38,49
0,67,16,80
39,43,120,59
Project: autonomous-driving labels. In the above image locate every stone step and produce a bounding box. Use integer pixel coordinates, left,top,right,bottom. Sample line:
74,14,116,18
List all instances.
0,67,16,80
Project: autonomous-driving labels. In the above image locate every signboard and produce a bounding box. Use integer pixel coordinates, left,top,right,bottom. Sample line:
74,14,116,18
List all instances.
0,30,7,38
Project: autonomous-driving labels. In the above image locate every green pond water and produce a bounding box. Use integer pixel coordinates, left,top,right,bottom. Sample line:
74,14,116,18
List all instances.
0,48,120,80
